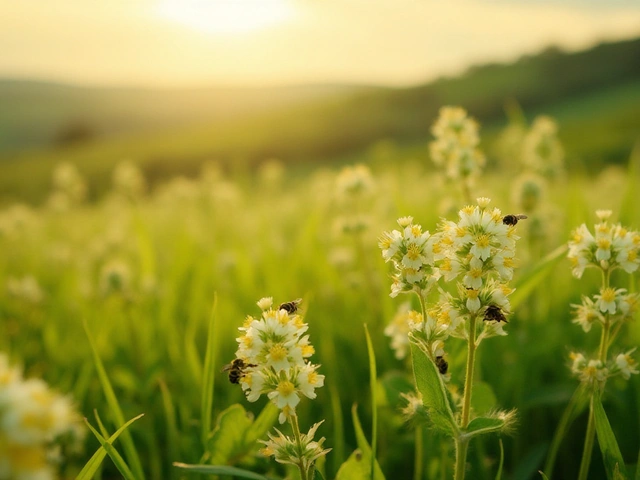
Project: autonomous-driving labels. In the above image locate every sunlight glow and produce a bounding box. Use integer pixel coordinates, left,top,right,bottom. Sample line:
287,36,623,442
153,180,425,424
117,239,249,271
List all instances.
156,0,295,35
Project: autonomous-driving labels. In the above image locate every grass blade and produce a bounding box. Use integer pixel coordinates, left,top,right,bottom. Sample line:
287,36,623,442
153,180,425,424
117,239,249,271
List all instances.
75,414,144,480
495,438,504,480
510,244,568,310
201,293,219,447
173,463,274,479
364,324,377,480
85,419,137,480
83,318,145,480
593,393,628,480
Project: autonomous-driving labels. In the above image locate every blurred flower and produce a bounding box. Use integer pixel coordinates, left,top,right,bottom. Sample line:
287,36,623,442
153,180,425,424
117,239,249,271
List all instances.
614,350,639,380
52,162,87,205
0,353,84,480
335,164,375,199
99,259,132,297
384,303,423,360
260,421,330,470
511,172,546,213
6,276,44,305
113,160,146,200
521,116,564,178
429,106,485,181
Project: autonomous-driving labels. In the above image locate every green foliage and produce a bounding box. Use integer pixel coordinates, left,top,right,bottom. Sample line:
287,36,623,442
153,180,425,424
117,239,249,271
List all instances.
409,341,458,437
206,403,278,465
174,463,275,479
594,394,629,480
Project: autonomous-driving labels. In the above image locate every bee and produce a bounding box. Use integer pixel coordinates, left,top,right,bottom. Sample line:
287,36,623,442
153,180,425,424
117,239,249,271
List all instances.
221,358,256,384
502,214,528,226
278,298,302,314
435,356,449,375
483,304,508,323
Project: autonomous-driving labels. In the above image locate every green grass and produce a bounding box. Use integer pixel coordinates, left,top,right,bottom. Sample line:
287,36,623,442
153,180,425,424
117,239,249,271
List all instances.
1,144,639,479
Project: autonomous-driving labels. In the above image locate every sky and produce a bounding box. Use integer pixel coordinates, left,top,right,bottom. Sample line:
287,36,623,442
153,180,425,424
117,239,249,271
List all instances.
1,0,639,88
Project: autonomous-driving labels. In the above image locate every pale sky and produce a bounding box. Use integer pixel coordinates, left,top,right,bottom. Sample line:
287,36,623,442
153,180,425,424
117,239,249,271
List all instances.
1,0,639,88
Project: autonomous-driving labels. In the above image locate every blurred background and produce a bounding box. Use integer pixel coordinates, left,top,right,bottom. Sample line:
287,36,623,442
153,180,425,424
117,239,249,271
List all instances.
1,0,639,202
1,2,640,480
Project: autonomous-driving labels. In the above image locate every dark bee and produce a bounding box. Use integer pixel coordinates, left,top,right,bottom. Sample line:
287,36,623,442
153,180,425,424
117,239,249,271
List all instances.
221,358,256,384
278,298,302,314
502,214,528,226
483,305,508,323
435,356,449,375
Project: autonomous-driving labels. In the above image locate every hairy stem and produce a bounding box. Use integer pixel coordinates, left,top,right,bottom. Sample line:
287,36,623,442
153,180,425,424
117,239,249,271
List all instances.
290,414,309,480
454,438,469,480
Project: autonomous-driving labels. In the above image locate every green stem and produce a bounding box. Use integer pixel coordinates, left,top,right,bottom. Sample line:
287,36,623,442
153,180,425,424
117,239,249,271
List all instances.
578,268,612,480
454,438,469,480
417,291,428,333
414,426,423,480
454,314,478,480
290,414,309,480
461,314,478,429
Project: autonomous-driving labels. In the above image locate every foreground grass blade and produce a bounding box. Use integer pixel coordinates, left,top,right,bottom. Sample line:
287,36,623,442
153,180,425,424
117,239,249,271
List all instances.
85,419,137,480
543,385,589,477
495,438,504,480
364,324,377,480
335,405,385,480
201,294,219,447
593,394,628,480
510,244,568,310
539,472,550,480
76,414,144,480
83,319,145,480
173,463,274,479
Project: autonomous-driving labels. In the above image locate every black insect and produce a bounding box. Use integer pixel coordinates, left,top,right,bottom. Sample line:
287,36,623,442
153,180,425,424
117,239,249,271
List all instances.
278,298,302,314
435,356,449,375
502,214,528,226
221,358,256,384
483,304,508,323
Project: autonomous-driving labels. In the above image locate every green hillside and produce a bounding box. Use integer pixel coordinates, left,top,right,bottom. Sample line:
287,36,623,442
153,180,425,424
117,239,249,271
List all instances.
1,37,640,203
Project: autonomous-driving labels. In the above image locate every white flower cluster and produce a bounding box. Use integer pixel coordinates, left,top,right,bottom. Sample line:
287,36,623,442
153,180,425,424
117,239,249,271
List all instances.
572,288,639,333
113,160,147,200
260,420,330,471
49,162,87,211
6,275,44,305
569,350,639,385
381,198,522,367
429,106,485,181
235,298,325,424
0,354,84,480
568,210,640,278
521,116,564,178
378,216,440,298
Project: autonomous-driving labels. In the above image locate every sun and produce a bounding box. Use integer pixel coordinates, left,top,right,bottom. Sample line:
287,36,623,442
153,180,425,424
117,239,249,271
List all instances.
156,0,295,35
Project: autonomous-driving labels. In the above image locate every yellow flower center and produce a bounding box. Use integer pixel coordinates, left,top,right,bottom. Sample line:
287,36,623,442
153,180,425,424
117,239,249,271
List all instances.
455,226,466,238
462,205,475,215
277,380,295,396
467,289,479,299
440,258,451,272
269,344,288,361
503,257,514,268
476,234,490,248
469,267,482,279
410,225,422,237
307,371,318,385
628,250,638,262
596,238,611,250
406,243,421,261
302,345,315,356
601,287,616,303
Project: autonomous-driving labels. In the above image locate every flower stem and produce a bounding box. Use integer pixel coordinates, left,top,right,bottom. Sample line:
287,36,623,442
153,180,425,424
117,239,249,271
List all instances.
290,414,309,480
578,269,612,480
414,426,423,480
454,313,478,480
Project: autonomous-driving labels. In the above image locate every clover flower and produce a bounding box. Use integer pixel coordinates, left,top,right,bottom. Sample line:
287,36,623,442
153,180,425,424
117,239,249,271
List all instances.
429,106,485,181
0,353,84,480
235,298,324,424
568,211,640,277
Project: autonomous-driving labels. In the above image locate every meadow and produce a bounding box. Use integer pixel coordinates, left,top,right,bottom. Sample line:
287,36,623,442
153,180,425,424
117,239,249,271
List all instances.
1,102,639,480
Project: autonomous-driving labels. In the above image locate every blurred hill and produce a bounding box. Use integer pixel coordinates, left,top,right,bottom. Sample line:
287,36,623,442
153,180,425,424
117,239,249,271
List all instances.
1,36,640,203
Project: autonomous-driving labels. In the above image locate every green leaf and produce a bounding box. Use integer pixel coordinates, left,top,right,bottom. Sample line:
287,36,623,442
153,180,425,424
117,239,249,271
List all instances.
244,402,279,446
364,324,378,480
510,244,568,309
463,416,505,440
83,319,145,480
539,472,550,480
593,394,629,480
471,381,497,416
173,463,274,479
336,450,370,480
201,294,219,447
207,404,254,465
409,341,458,436
340,404,386,480
85,419,137,480
635,447,640,480
75,414,144,480
543,385,589,477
